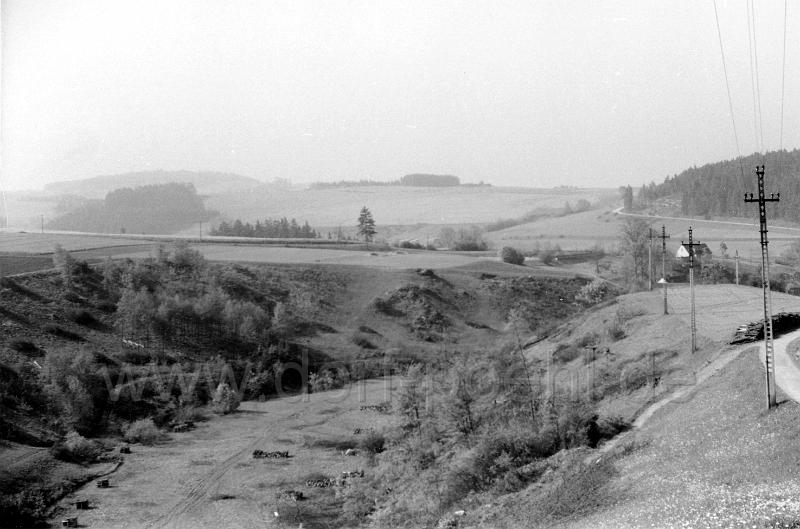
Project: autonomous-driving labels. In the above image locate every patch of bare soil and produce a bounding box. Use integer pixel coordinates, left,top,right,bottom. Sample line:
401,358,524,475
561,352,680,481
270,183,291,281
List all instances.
48,379,398,529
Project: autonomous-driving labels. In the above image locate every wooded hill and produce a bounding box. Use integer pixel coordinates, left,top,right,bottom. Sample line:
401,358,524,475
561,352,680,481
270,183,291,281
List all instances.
47,183,213,234
628,149,800,221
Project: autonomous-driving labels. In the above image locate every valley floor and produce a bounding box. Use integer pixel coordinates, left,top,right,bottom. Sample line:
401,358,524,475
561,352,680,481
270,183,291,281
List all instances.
48,379,398,529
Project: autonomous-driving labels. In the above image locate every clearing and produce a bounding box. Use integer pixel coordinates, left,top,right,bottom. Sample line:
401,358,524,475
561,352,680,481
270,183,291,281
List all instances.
49,379,398,529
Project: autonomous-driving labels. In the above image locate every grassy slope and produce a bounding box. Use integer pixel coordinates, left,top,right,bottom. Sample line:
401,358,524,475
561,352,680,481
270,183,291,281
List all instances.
1,255,588,526
446,284,800,528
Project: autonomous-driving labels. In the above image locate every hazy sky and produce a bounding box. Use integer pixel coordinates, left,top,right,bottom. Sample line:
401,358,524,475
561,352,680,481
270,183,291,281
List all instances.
1,0,797,190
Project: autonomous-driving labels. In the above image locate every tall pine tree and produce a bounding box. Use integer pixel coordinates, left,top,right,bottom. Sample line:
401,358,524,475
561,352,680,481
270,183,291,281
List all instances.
357,206,377,242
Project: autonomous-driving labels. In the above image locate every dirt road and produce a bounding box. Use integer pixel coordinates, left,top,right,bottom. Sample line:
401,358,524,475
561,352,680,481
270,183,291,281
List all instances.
51,378,398,529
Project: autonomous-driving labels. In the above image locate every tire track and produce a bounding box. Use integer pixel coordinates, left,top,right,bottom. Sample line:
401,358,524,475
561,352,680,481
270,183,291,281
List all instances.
144,409,303,529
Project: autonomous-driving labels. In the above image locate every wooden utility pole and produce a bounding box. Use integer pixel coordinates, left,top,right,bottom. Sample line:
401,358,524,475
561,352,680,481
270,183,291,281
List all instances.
735,249,740,285
680,227,702,353
745,165,780,409
658,225,671,315
648,228,654,291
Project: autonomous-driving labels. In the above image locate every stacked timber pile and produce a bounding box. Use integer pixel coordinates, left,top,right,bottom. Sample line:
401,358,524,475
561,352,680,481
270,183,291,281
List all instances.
730,312,800,344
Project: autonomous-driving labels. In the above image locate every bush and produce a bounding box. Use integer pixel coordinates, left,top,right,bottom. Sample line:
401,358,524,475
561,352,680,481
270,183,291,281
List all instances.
211,382,241,414
499,246,526,265
66,309,98,326
576,279,610,304
453,240,488,251
52,431,101,463
530,455,616,521
552,343,581,363
358,430,386,455
352,333,377,349
398,240,425,250
606,321,625,341
9,340,41,356
173,405,208,424
575,332,600,348
44,324,84,341
123,418,163,444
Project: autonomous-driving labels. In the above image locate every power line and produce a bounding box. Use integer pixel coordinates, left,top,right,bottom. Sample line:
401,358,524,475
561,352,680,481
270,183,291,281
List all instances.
746,0,761,152
712,0,747,179
748,0,765,152
779,0,788,152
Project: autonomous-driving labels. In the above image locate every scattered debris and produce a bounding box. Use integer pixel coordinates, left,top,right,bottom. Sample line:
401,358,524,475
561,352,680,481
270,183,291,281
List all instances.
253,450,291,459
359,403,390,413
170,421,195,433
278,490,305,501
305,477,335,488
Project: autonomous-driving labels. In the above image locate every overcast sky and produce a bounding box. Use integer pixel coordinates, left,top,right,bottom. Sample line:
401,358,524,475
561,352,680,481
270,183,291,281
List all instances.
1,0,797,190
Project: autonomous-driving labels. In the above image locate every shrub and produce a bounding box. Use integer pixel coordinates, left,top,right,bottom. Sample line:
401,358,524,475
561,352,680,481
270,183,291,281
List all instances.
606,321,625,341
398,240,424,250
540,249,558,265
211,382,241,414
532,456,616,520
552,343,581,363
499,246,526,265
9,340,41,356
173,405,208,424
51,431,101,463
575,332,600,348
576,279,610,304
358,430,386,455
453,240,488,251
66,309,98,326
352,333,377,349
123,418,163,444
44,324,84,341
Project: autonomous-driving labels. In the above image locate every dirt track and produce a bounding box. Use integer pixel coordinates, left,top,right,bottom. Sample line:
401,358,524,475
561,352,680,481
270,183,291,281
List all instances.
52,379,398,529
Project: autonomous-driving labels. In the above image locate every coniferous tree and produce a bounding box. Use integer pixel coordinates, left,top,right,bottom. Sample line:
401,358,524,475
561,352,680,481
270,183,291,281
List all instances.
357,206,377,242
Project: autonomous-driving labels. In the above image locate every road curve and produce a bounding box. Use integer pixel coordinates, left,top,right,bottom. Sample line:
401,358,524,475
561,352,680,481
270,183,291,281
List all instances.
612,206,800,233
763,330,800,404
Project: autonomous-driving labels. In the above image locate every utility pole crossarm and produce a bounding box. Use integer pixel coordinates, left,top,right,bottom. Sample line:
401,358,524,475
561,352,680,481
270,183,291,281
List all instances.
744,165,779,410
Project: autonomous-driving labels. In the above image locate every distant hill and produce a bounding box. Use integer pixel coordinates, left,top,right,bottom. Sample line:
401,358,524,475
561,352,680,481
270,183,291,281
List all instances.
629,149,800,221
44,170,261,198
46,182,214,234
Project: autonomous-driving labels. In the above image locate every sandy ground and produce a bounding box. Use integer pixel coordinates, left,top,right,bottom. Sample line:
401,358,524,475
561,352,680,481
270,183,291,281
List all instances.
50,379,399,529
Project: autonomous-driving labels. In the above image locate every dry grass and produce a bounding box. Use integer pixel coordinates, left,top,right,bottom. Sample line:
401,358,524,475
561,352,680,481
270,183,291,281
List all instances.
563,351,800,528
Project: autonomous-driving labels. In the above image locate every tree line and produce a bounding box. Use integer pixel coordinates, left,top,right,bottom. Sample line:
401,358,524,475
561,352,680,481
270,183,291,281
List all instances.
310,173,464,188
623,149,800,221
211,217,318,238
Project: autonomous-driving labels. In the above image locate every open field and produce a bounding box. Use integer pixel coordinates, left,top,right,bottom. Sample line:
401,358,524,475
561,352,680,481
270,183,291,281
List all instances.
206,185,615,226
488,207,800,258
49,379,398,529
0,232,155,254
